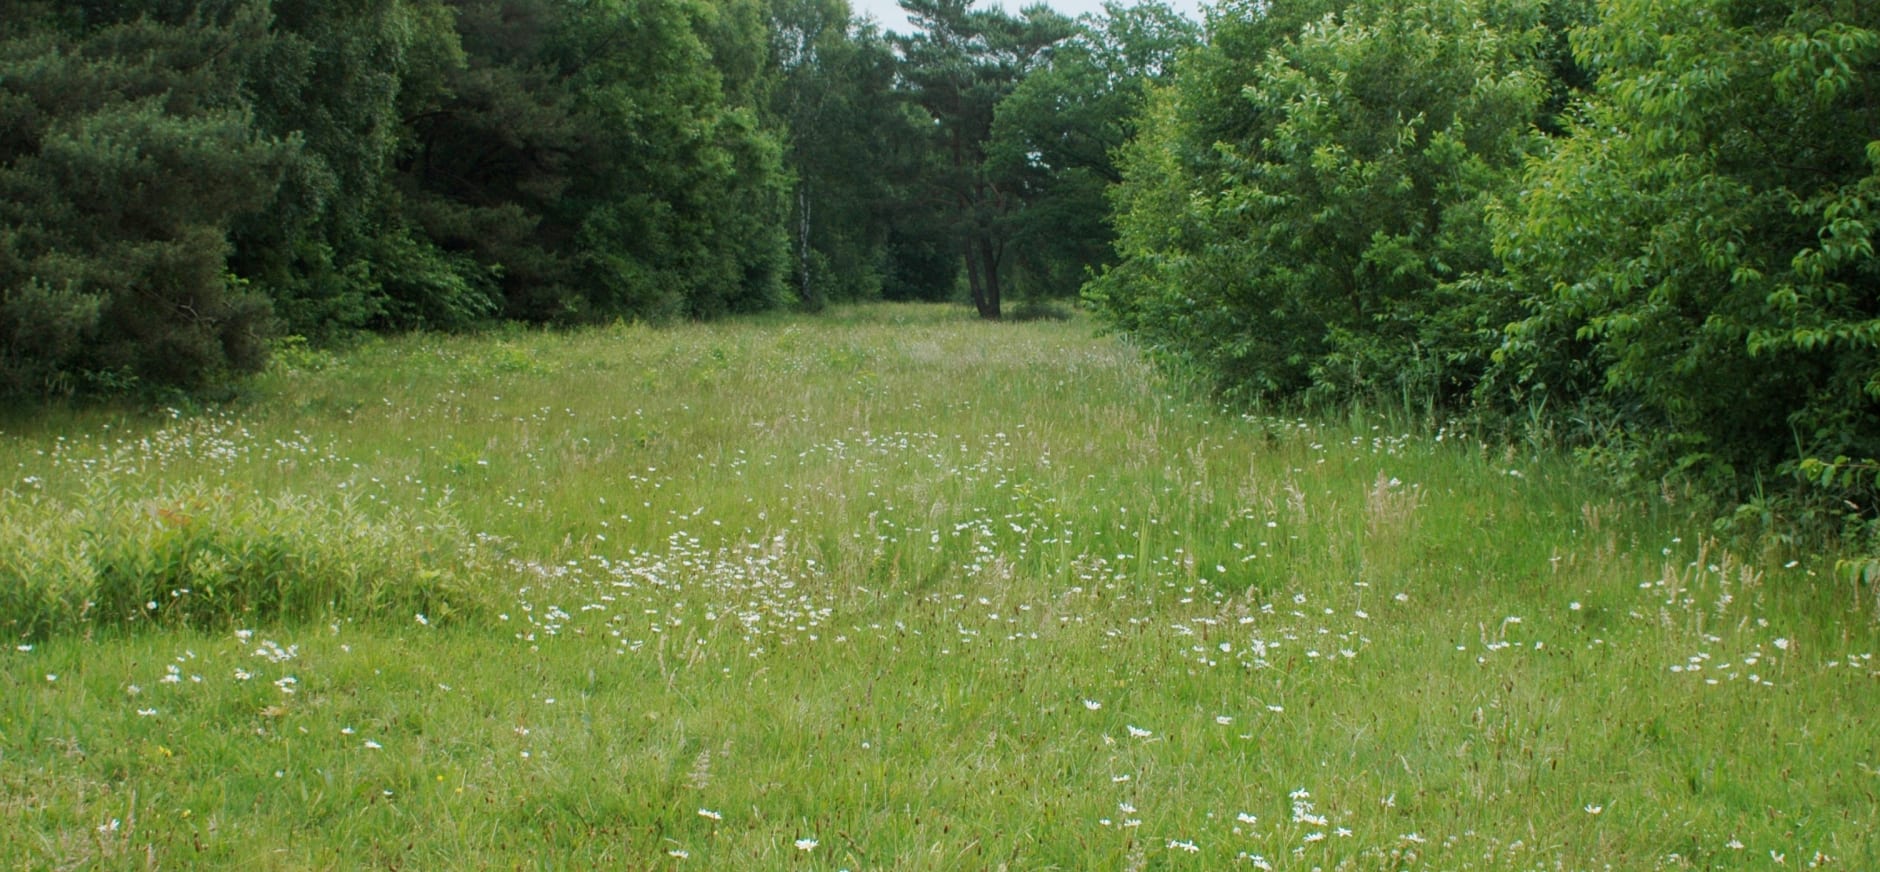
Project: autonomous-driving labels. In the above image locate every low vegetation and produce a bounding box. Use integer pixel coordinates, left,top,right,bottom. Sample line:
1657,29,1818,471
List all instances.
3,306,1874,868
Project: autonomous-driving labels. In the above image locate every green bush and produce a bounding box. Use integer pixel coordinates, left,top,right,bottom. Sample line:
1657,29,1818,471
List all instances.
1089,0,1567,408
1492,0,1880,516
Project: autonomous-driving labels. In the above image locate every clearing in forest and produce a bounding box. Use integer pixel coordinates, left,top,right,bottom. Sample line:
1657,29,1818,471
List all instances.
2,304,1874,868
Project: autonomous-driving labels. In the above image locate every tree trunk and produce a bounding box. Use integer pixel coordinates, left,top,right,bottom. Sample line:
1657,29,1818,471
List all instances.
975,233,1002,319
964,238,991,317
797,186,819,310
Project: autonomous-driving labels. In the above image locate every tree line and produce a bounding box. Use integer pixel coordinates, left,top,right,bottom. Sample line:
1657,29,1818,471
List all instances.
4,0,1877,538
1089,0,1880,539
0,0,1191,397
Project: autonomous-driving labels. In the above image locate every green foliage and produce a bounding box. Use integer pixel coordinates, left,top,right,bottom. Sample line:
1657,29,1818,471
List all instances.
768,0,922,309
0,6,291,397
403,0,790,324
1091,0,1562,406
231,0,491,336
895,0,1079,318
2,0,1167,394
1493,0,1880,515
3,0,808,398
989,1,1198,303
1093,0,1878,548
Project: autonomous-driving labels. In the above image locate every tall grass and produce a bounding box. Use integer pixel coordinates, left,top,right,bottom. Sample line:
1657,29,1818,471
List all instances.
1,304,1874,868
0,481,498,638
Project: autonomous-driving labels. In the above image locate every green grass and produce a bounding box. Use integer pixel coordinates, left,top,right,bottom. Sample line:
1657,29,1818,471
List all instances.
2,303,1875,869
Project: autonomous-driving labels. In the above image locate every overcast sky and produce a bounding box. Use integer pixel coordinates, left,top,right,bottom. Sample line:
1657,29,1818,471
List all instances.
849,0,1206,35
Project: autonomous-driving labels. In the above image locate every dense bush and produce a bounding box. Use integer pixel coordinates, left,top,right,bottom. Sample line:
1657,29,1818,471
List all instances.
1088,0,1570,406
1492,0,1880,518
1093,0,1879,542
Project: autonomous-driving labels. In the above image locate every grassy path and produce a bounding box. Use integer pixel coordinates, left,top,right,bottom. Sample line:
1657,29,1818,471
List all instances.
3,304,1875,868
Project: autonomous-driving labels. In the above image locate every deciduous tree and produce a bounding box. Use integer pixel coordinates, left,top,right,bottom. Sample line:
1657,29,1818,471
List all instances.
1494,0,1880,504
896,0,1075,319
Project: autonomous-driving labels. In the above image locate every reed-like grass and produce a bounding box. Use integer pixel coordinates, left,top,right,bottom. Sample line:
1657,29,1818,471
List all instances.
2,304,1874,868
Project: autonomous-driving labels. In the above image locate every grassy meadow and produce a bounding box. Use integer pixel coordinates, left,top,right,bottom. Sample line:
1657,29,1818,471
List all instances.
2,304,1876,869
